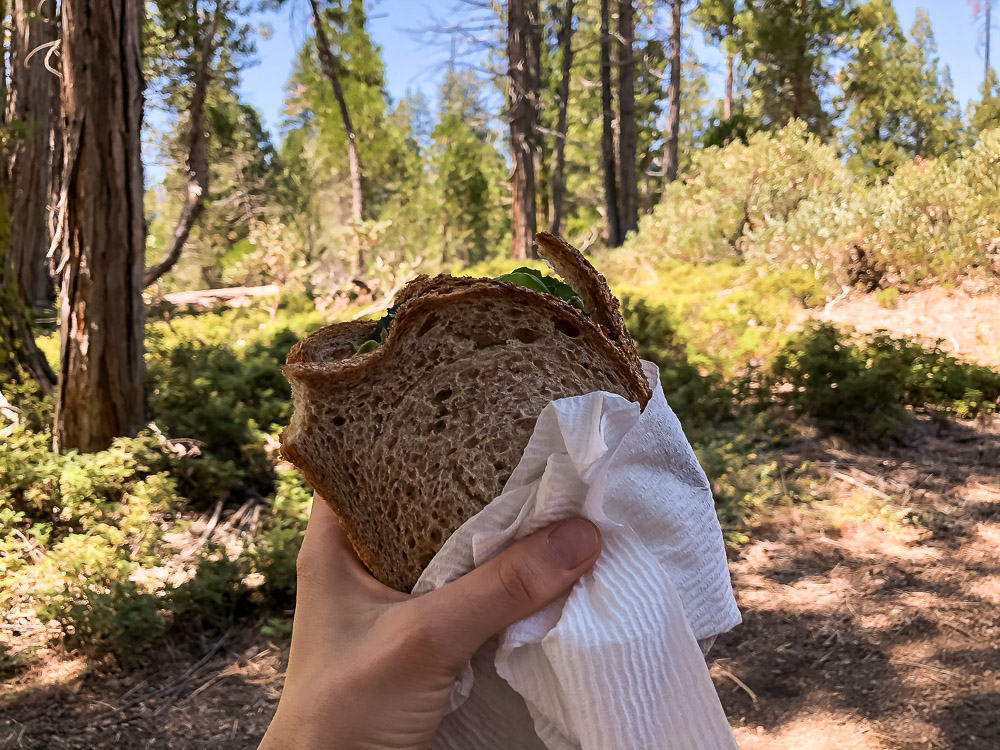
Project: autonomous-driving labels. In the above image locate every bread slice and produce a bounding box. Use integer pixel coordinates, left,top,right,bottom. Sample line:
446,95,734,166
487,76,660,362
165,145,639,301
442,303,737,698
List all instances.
281,234,649,591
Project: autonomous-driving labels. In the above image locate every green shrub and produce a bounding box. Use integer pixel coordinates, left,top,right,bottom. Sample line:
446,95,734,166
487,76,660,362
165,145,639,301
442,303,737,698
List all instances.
626,125,1000,289
768,323,908,440
692,416,819,539
864,331,1000,416
245,467,313,601
765,323,1000,440
619,296,731,424
145,310,307,505
631,121,850,265
876,288,900,308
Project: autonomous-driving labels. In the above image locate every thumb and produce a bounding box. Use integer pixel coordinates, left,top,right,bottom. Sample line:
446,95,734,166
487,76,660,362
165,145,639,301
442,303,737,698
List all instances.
412,518,602,668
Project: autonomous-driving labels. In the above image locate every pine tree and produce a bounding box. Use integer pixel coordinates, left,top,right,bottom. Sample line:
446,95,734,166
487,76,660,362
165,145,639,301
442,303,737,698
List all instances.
432,68,509,265
144,0,225,287
969,67,1000,140
617,0,638,235
840,4,962,176
508,0,542,259
7,0,58,310
737,0,852,136
1,3,55,392
692,0,741,121
54,0,146,452
548,0,576,235
662,0,682,184
599,0,621,244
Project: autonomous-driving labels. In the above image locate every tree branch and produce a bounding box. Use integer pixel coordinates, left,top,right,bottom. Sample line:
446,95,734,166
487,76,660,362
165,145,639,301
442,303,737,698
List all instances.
144,0,222,287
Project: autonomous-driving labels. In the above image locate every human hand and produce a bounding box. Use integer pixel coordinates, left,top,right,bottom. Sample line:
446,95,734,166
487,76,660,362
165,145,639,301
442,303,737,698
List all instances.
259,495,602,750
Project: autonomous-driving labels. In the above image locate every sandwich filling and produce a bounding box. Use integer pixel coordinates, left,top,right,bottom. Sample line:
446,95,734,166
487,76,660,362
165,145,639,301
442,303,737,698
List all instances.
355,266,588,356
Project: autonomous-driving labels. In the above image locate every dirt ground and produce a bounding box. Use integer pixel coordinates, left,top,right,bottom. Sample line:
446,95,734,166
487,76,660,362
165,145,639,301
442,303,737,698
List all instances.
2,410,997,749
813,282,1000,369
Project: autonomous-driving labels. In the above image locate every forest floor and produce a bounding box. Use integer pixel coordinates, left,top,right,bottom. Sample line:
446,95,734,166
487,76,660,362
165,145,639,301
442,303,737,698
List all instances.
2,410,996,750
2,287,999,749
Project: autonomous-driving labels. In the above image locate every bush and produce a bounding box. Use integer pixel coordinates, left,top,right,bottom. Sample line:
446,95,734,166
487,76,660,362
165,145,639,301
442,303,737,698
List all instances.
626,124,1000,289
767,323,908,439
145,308,314,505
765,323,1000,440
631,121,850,265
619,296,731,424
876,288,900,308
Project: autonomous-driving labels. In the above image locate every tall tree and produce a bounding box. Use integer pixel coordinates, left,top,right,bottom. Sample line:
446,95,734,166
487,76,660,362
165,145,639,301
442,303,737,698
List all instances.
7,0,58,310
970,1,993,85
0,192,55,392
692,0,739,121
599,0,622,245
144,0,222,287
310,0,363,230
549,0,575,236
53,0,146,452
617,0,638,236
662,0,682,185
969,67,1000,140
737,0,852,136
1,0,56,393
433,67,509,266
508,0,541,259
840,2,963,176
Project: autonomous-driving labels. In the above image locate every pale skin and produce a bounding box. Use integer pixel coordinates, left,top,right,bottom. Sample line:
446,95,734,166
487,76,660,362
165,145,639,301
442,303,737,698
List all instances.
259,496,603,750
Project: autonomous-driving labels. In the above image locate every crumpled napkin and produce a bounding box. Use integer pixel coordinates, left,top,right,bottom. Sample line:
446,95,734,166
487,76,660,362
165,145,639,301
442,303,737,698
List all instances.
413,361,741,750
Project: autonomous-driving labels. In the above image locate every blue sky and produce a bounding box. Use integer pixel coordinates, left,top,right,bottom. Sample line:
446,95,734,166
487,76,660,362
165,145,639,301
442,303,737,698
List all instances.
237,0,994,143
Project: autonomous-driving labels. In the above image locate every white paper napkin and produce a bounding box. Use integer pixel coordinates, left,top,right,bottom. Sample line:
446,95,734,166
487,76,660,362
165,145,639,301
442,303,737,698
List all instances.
414,361,741,750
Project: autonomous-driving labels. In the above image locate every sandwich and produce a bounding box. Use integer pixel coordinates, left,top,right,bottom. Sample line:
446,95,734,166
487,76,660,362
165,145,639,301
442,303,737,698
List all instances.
280,232,651,592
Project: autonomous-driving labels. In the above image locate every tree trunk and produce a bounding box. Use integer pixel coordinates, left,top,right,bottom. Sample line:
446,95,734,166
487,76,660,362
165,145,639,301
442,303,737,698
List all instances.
987,1,992,86
724,48,734,121
0,230,56,393
310,0,364,268
662,0,682,186
144,0,221,287
0,0,55,394
8,0,58,310
617,0,638,237
549,0,575,236
53,0,146,453
600,0,621,246
507,0,541,259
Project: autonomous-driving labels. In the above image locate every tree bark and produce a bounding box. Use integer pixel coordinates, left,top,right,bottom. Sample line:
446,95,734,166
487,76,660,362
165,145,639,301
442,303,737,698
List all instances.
0,217,56,393
662,0,682,186
144,0,221,287
600,0,622,246
617,0,638,236
1,5,56,395
53,0,146,452
724,48,734,121
507,0,541,259
309,0,364,233
549,0,575,236
8,0,58,310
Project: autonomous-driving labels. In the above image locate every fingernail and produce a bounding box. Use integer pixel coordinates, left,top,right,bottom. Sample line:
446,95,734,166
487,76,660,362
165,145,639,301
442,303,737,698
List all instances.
546,519,601,570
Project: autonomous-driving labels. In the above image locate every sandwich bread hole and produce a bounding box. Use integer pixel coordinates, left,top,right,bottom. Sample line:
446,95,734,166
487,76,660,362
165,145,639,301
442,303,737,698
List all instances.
434,388,452,402
417,314,439,337
554,319,579,338
332,415,346,427
514,327,539,344
432,419,446,433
